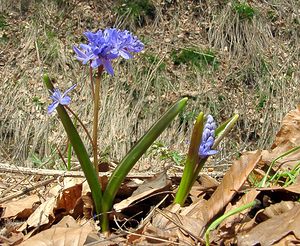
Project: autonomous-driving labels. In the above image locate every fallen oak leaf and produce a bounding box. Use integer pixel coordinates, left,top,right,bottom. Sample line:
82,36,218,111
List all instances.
237,203,300,246
187,150,262,236
18,196,57,231
273,234,300,245
256,201,297,221
19,215,95,246
1,195,40,219
113,171,170,212
261,106,300,171
272,105,300,149
220,188,260,229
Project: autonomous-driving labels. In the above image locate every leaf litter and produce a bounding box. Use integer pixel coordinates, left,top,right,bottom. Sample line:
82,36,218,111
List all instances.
1,108,300,245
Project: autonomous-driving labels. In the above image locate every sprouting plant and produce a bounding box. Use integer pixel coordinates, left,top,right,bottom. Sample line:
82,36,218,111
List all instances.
0,15,8,30
174,113,239,206
205,200,258,246
143,53,166,72
114,0,156,27
259,145,300,188
148,141,185,166
233,2,256,20
44,27,188,232
171,48,219,71
256,93,268,111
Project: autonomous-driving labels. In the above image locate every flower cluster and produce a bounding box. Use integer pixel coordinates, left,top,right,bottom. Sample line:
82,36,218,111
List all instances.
73,28,144,75
198,115,218,158
48,84,76,114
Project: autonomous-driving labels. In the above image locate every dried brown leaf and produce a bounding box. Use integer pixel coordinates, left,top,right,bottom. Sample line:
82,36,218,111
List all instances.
113,172,170,212
220,189,260,229
18,196,57,231
237,203,300,246
1,195,40,219
187,151,261,236
261,147,300,171
256,201,297,221
260,106,300,170
272,106,300,148
189,174,219,202
143,222,190,245
273,234,300,245
19,215,95,246
0,231,24,245
257,175,300,194
56,181,82,214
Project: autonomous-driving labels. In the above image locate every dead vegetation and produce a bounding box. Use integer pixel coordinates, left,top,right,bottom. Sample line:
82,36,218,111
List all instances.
0,106,300,245
0,0,299,169
0,0,300,244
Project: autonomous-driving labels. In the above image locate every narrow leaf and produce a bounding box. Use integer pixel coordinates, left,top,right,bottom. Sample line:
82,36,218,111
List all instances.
213,114,239,148
174,112,204,205
43,75,103,216
101,97,188,231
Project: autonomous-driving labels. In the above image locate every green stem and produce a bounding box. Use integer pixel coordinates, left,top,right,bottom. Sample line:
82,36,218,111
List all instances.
101,97,188,231
204,200,258,246
189,157,207,192
43,74,103,216
174,112,204,206
67,118,77,171
213,114,239,148
259,145,300,188
92,66,103,172
67,141,72,171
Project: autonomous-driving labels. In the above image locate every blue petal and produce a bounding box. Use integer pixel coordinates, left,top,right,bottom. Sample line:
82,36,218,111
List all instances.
119,49,133,59
202,129,211,141
73,46,92,64
63,84,77,97
50,89,62,101
206,115,214,123
48,101,59,114
102,58,114,76
91,58,102,68
205,150,218,156
60,96,71,105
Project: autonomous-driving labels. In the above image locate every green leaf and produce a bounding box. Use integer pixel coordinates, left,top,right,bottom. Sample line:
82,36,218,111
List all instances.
43,74,103,216
174,112,204,206
213,114,239,148
101,97,188,231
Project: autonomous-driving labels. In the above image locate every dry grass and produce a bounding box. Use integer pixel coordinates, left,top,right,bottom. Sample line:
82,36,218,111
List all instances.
0,0,299,171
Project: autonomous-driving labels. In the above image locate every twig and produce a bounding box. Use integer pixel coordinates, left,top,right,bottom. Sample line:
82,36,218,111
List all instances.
0,178,56,203
0,163,85,177
0,162,224,179
113,215,187,246
155,208,204,244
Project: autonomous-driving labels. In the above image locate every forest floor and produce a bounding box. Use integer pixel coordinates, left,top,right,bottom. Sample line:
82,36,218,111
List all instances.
0,0,299,245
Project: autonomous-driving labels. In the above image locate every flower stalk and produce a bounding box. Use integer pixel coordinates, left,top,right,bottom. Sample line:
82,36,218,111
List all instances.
92,66,103,172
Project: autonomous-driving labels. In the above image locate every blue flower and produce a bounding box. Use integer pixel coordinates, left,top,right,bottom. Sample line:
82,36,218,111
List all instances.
198,115,218,158
48,84,76,114
73,28,144,75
